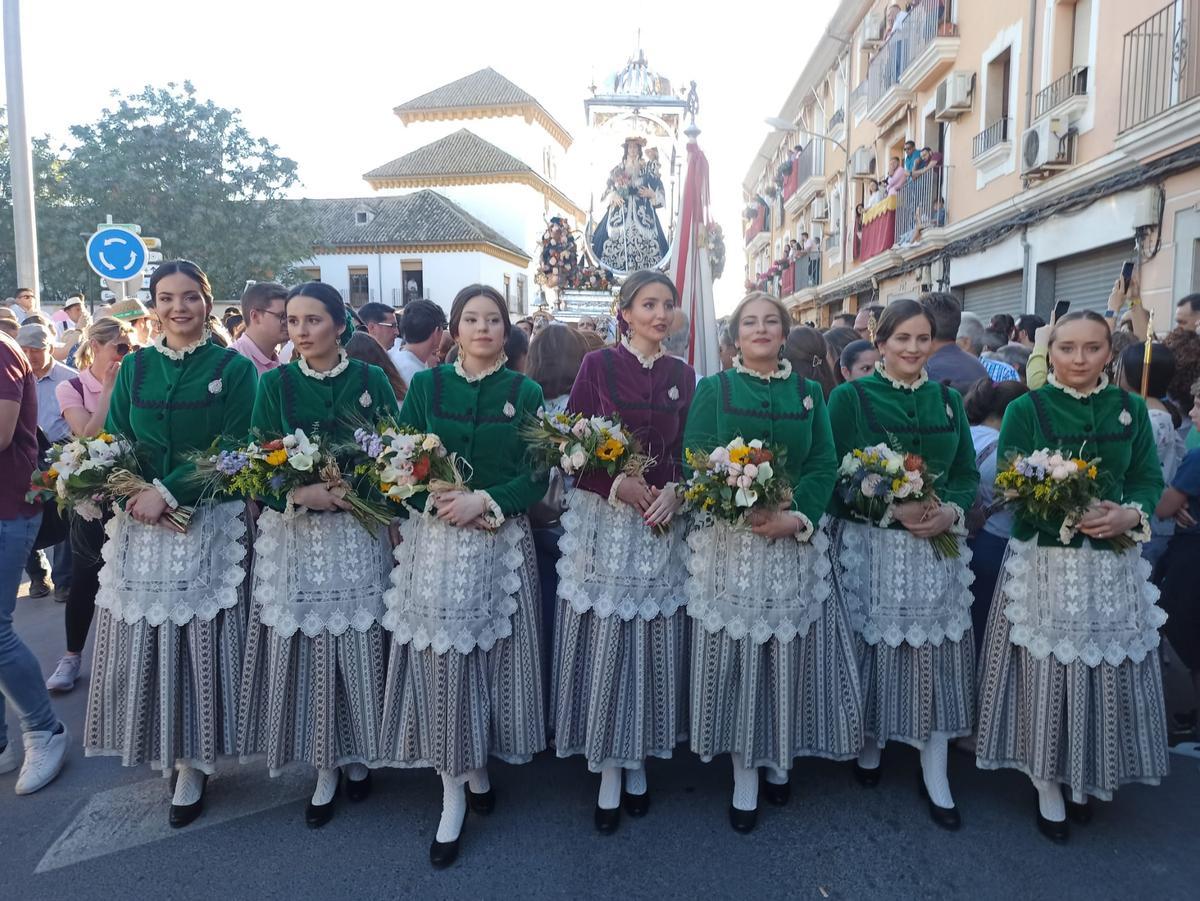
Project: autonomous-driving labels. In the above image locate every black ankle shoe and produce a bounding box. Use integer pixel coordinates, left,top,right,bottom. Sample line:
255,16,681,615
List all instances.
1037,811,1069,844
305,776,340,829
728,804,758,834
594,804,620,834
622,790,649,817
430,835,461,868
467,787,495,815
853,763,881,787
346,770,372,803
168,774,208,829
761,773,791,807
917,771,961,831
1065,798,1092,825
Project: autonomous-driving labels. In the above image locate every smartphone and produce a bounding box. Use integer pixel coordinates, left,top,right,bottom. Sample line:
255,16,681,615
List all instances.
1052,299,1070,322
1121,260,1136,292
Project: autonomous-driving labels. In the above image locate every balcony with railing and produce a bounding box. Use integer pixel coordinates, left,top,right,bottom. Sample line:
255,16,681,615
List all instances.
851,78,868,110
784,143,825,215
972,117,1012,165
744,203,769,248
1035,66,1089,120
896,166,945,244
1119,0,1200,133
866,0,959,124
828,108,845,132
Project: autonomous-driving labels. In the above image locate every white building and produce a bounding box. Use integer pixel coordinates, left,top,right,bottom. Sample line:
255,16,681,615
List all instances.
296,67,583,314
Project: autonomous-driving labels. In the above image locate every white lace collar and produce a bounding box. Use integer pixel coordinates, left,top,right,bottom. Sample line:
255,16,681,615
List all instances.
297,348,350,380
154,331,209,361
734,355,793,380
1048,371,1109,399
620,335,666,369
454,352,508,383
875,360,928,391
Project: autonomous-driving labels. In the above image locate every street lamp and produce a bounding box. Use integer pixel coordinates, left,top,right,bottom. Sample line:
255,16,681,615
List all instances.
765,117,852,297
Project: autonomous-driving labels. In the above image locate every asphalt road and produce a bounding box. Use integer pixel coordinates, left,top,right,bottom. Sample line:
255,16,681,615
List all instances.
4,584,1200,900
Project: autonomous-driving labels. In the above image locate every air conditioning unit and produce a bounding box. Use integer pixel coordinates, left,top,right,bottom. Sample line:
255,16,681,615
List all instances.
934,72,973,120
810,196,829,222
862,11,886,46
1021,117,1071,176
850,146,875,178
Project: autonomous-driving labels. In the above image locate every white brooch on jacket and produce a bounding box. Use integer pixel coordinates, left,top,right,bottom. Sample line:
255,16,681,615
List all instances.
668,385,679,400
1118,409,1132,426
359,391,372,408
208,379,223,395
503,401,516,418
803,394,814,411
946,403,954,419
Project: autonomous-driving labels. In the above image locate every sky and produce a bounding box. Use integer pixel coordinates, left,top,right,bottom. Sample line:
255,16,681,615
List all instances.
2,0,837,312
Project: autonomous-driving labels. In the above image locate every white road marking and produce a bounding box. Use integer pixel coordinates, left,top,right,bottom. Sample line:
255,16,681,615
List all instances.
35,764,312,874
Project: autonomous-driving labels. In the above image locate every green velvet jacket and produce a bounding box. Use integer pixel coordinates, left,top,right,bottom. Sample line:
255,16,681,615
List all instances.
250,357,399,443
398,362,547,517
682,364,836,527
997,378,1163,549
826,367,979,522
106,339,258,507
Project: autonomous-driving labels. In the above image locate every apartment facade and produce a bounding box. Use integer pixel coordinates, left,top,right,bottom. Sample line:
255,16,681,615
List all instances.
742,0,1200,327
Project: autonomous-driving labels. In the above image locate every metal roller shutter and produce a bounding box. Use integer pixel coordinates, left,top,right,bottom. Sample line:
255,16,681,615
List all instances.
959,272,1024,324
1051,243,1135,313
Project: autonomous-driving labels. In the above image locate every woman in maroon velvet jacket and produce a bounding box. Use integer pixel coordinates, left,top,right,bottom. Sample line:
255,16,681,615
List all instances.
551,270,695,834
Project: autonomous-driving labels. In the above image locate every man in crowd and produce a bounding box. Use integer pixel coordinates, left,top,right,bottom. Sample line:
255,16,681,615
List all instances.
921,292,988,392
1176,294,1200,333
231,282,288,375
8,288,38,325
902,140,919,173
886,156,907,196
854,304,884,340
359,302,402,354
832,312,857,330
957,312,1019,382
0,327,69,795
50,296,86,337
106,298,154,346
0,310,18,339
1010,313,1045,348
16,323,75,601
392,299,447,388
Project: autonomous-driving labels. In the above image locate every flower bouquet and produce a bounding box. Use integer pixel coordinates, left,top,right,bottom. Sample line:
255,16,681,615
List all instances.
994,448,1132,550
682,438,791,526
349,423,469,505
27,432,193,532
836,443,960,558
522,410,654,479
193,429,392,533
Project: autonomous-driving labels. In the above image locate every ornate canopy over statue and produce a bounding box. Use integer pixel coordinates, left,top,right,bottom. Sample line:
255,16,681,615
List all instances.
589,135,670,276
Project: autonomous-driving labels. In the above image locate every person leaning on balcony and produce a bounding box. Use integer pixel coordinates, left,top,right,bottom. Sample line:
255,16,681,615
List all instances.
886,157,907,197
912,147,943,180
902,141,919,173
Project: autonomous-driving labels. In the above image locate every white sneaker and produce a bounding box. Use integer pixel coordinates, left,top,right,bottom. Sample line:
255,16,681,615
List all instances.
46,655,82,692
15,725,68,795
0,741,18,775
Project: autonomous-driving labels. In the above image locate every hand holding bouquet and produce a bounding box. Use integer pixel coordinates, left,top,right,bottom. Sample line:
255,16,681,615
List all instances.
683,438,791,526
994,448,1134,550
837,443,959,558
350,423,468,505
28,432,192,532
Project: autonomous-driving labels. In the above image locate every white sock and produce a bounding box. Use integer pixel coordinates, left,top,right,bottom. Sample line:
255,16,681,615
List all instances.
624,765,647,796
344,763,368,782
764,766,788,785
730,754,759,811
311,767,338,806
172,766,205,807
597,766,622,809
436,774,467,843
919,732,955,809
1033,778,1066,821
858,737,881,770
1070,788,1086,806
467,767,490,794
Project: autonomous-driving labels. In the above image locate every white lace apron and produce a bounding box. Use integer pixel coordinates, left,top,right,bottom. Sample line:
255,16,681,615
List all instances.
557,489,688,622
251,508,392,638
95,500,247,627
384,514,527,655
685,518,832,644
836,520,973,648
1000,537,1166,667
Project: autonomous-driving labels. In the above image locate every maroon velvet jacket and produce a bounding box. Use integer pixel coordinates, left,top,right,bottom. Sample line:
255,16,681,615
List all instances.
566,341,696,498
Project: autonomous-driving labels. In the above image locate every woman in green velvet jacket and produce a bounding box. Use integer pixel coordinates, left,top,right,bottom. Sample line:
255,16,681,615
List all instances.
976,311,1168,843
379,284,547,868
237,282,399,829
683,292,862,834
826,297,979,831
84,260,258,828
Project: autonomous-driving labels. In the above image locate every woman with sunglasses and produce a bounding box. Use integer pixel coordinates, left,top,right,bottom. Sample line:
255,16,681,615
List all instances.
43,317,134,694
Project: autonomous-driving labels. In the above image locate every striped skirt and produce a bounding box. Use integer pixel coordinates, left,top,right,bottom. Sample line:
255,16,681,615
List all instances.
378,518,546,777
84,599,248,775
689,594,864,771
552,602,688,771
975,549,1169,801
